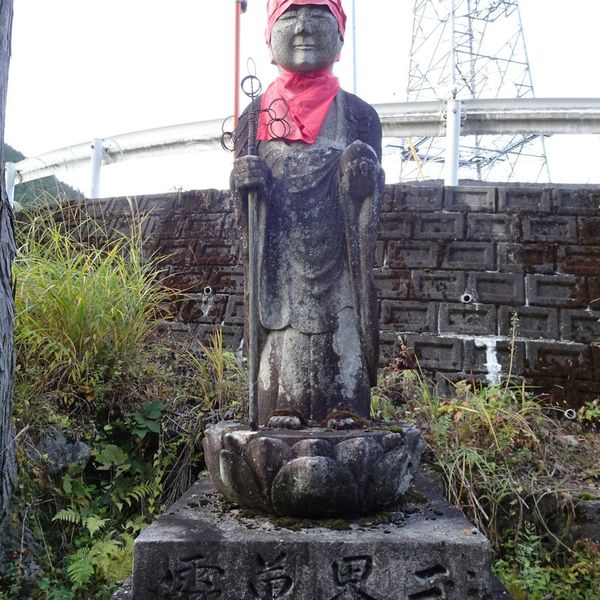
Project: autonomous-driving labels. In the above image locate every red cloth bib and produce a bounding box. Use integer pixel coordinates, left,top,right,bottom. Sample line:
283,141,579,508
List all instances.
257,68,340,144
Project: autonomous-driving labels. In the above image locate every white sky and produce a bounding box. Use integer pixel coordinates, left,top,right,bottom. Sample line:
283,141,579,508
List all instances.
5,0,600,197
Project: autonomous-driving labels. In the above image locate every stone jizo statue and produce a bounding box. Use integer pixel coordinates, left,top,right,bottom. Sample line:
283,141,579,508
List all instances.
204,0,419,518
232,0,384,428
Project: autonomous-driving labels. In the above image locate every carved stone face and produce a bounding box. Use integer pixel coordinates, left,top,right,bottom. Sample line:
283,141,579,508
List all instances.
270,4,343,73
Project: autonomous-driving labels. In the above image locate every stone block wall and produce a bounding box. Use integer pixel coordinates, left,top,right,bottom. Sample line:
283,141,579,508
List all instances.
376,185,600,406
79,184,600,407
83,190,244,350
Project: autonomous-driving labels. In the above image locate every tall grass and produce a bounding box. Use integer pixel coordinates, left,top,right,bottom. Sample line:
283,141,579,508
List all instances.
190,328,248,413
423,380,566,550
14,212,173,395
374,367,581,552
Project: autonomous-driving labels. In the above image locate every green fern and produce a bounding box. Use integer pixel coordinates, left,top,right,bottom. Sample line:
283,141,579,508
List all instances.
116,481,153,509
53,507,83,526
66,547,94,589
85,515,109,536
91,533,133,581
125,515,149,534
64,531,134,588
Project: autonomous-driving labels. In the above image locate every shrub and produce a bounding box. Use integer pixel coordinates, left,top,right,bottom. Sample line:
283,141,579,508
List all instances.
376,366,586,549
13,212,173,400
5,208,252,598
5,209,190,597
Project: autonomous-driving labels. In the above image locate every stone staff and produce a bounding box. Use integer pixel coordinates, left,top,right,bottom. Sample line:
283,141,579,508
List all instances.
241,72,262,431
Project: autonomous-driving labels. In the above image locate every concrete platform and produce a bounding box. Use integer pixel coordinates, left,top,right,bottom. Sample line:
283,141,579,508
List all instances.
127,471,511,599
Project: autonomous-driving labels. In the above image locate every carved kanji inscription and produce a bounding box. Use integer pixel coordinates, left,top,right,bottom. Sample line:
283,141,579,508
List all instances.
161,554,224,599
329,555,380,600
249,552,294,599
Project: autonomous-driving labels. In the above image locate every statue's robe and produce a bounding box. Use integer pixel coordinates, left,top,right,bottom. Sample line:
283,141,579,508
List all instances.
233,90,384,425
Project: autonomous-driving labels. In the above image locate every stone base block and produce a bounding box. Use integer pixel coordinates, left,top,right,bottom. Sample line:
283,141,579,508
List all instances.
130,473,511,599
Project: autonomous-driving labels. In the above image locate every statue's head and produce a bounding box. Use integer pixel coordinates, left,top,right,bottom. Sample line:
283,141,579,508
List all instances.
266,0,347,73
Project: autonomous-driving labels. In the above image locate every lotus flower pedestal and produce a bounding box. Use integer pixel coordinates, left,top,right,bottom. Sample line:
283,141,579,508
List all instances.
202,421,422,518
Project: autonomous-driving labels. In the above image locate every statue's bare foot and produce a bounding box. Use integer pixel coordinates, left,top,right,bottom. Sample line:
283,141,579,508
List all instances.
320,410,369,430
265,410,306,430
339,140,379,202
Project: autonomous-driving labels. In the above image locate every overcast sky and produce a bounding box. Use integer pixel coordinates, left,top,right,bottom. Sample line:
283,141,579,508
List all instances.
5,0,600,196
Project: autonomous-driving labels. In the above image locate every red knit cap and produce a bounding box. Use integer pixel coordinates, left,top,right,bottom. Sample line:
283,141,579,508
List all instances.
265,0,347,45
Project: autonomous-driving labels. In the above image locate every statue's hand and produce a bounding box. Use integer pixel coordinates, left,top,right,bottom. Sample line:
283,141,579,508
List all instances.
339,140,380,202
232,155,270,195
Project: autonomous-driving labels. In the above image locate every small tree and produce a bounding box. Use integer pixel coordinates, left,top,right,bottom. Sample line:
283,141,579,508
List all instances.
0,0,16,522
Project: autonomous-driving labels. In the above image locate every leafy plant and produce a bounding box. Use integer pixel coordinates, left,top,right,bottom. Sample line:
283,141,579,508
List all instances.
577,399,600,431
130,400,163,439
374,341,600,599
13,210,174,401
494,533,600,599
62,523,143,590
5,208,190,598
4,206,252,598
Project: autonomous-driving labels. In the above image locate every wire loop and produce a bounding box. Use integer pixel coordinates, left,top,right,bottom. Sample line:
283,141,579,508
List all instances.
220,115,237,152
221,64,292,153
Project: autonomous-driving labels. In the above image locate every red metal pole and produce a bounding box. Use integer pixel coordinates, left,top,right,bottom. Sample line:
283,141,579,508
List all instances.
234,1,243,129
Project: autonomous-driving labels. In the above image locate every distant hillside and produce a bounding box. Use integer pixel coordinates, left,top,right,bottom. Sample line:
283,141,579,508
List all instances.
4,143,84,206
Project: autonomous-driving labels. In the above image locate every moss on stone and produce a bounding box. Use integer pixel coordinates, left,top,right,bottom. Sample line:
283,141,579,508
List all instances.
381,425,405,433
405,488,428,504
273,516,314,531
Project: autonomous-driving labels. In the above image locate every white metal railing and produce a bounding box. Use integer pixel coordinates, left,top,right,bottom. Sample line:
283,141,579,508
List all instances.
6,97,600,203
379,98,600,137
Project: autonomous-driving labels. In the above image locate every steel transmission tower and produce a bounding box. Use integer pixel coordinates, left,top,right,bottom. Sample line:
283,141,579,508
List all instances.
401,0,550,183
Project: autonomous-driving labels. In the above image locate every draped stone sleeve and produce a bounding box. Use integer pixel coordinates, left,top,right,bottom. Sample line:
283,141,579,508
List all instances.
230,100,254,259
230,98,270,359
344,91,383,162
230,96,271,259
341,92,385,387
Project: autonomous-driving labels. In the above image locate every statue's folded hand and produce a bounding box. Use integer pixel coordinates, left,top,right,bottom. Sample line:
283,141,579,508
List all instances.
232,155,270,195
339,140,379,202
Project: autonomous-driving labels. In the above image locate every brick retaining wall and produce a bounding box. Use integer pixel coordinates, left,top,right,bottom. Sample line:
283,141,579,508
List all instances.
80,184,600,407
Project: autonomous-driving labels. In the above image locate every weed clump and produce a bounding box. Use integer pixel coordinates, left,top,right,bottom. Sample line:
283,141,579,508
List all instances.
14,212,172,401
